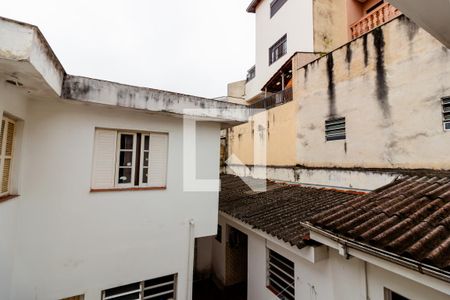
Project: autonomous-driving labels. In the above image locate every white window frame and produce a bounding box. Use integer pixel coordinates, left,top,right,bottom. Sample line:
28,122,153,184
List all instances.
139,133,151,187
0,116,16,197
115,132,137,188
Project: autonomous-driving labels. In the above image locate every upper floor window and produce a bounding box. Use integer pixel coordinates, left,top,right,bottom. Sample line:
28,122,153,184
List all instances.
0,117,16,197
269,34,287,65
247,66,256,82
270,0,288,18
102,274,177,300
325,117,346,141
91,128,168,191
442,97,450,131
267,249,295,300
384,288,410,300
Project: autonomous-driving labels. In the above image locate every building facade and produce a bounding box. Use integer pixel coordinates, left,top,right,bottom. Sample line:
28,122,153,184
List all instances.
0,17,247,300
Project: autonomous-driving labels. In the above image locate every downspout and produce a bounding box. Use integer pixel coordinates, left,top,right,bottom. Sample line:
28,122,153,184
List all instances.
364,261,370,300
187,219,195,300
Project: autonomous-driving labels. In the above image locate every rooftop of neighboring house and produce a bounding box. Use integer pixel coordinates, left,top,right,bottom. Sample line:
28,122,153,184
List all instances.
0,16,248,126
303,175,450,277
219,174,359,248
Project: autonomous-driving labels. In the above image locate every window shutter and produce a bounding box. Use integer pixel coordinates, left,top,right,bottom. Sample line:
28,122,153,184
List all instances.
148,133,168,187
92,129,117,189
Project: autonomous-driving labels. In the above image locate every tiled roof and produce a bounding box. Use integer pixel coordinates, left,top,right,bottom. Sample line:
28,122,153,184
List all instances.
308,175,450,272
219,174,358,249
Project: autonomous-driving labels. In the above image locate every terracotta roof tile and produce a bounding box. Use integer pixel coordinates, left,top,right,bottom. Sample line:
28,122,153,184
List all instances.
219,174,358,249
309,175,450,271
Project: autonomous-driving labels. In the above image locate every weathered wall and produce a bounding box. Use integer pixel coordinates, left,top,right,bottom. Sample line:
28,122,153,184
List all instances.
313,0,349,52
227,99,298,166
296,16,450,169
3,93,221,300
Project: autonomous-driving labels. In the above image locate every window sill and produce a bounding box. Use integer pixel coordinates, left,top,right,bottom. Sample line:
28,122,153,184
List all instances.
90,187,166,193
0,194,19,204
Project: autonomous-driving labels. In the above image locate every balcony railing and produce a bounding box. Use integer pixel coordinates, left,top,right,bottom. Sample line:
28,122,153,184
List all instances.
249,87,293,112
350,3,401,39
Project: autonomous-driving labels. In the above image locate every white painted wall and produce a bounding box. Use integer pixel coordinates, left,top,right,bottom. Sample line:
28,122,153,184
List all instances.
246,0,314,100
0,88,222,299
211,214,450,300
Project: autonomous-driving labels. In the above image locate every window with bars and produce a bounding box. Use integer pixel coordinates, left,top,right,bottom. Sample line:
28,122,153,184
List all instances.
0,117,16,197
91,129,168,190
269,35,287,65
325,117,346,141
102,274,177,300
270,0,288,18
442,97,450,131
267,249,295,300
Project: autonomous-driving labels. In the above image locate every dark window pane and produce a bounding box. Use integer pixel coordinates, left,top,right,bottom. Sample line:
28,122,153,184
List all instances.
119,151,133,167
142,168,148,184
143,152,149,167
144,135,150,150
270,0,288,17
118,168,132,184
391,291,410,300
104,282,140,297
120,134,134,150
445,122,450,130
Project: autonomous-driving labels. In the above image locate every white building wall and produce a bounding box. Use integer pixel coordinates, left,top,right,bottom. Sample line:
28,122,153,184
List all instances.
211,214,450,300
0,91,221,299
246,0,314,100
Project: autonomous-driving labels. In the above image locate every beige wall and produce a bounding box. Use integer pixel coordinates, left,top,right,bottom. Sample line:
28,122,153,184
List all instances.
227,99,298,166
313,0,349,52
296,16,450,169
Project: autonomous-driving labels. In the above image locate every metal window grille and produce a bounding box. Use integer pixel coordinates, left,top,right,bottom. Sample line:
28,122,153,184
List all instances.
247,66,256,82
267,249,295,300
270,0,288,18
325,117,346,141
269,35,287,65
102,274,177,300
442,97,450,131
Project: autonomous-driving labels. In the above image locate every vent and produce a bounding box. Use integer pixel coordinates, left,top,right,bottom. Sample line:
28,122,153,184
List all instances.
267,249,295,300
442,97,450,130
102,274,177,300
325,117,346,141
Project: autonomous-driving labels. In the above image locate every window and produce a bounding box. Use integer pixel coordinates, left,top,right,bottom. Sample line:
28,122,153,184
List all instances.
0,117,16,197
269,35,287,65
270,0,288,18
442,97,450,130
102,274,177,300
384,288,410,300
247,66,256,82
267,249,295,300
215,224,222,243
367,0,384,14
91,129,168,190
325,117,346,141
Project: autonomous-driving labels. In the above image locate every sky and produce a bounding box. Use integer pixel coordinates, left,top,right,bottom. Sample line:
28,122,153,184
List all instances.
2,0,255,98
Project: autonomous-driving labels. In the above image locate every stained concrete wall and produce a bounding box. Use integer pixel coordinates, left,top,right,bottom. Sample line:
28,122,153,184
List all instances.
313,0,349,52
296,16,450,169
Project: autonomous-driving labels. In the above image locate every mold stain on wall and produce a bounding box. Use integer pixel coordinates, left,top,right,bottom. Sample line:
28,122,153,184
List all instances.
326,53,337,117
373,27,390,118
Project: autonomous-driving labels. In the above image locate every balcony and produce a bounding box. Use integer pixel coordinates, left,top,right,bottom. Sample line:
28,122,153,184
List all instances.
249,87,293,111
350,2,401,39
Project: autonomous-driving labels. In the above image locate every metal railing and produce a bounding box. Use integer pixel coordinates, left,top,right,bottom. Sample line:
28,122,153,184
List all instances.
350,2,401,39
249,87,293,112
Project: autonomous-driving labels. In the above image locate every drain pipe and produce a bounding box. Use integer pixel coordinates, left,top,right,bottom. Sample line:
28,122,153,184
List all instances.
187,219,195,300
364,261,370,300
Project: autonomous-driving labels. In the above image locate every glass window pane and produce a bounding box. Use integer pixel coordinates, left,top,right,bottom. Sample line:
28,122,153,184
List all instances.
119,151,133,167
120,134,134,150
118,168,132,184
143,152,149,167
144,135,150,151
142,167,148,184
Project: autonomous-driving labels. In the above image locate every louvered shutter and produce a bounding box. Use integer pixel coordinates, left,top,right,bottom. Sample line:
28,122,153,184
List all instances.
91,129,117,189
148,133,168,187
0,119,15,195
